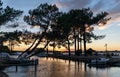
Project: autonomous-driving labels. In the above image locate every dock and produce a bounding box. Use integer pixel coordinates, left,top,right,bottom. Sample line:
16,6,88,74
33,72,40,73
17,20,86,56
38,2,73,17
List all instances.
0,58,39,67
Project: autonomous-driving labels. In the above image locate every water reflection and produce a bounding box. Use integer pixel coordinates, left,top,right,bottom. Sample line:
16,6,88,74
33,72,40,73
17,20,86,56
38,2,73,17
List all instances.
2,57,120,77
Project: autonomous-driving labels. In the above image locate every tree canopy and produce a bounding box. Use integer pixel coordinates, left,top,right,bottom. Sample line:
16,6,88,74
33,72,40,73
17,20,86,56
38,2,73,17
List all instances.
0,0,23,26
20,3,110,58
0,2,110,58
0,0,23,52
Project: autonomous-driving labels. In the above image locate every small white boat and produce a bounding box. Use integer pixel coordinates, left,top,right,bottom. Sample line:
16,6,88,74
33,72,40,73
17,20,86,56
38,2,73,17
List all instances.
0,52,11,58
0,52,11,64
90,58,109,65
111,56,120,59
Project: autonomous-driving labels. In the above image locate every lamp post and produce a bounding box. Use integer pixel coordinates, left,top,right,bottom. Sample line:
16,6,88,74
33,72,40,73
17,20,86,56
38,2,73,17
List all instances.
105,44,107,51
105,43,107,56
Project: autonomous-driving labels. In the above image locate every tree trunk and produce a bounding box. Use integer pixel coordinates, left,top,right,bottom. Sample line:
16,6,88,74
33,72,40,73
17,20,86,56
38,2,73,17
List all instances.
18,32,45,58
26,40,51,58
18,29,47,59
77,36,80,51
77,28,81,51
80,37,82,51
74,28,77,55
43,40,51,49
75,37,77,54
80,29,82,53
67,37,71,56
46,40,49,54
53,40,55,54
10,41,12,52
24,29,50,59
17,38,37,58
27,37,43,54
0,42,3,52
83,27,86,56
53,46,55,54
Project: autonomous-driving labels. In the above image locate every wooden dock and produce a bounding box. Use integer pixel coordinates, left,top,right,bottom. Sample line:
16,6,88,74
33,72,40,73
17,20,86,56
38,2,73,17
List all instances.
0,59,38,67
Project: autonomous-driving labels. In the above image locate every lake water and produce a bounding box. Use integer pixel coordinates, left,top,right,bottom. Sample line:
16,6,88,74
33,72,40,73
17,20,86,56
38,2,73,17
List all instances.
1,57,120,77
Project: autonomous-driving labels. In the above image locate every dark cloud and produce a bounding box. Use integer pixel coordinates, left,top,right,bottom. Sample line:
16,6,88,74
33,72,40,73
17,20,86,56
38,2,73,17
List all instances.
108,2,120,14
91,0,104,12
3,0,53,14
55,0,92,10
55,0,120,13
2,0,120,27
55,0,120,25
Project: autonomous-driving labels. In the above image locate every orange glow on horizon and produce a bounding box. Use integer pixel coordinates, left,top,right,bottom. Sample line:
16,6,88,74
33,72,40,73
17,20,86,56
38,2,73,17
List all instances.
4,40,120,52
12,44,120,52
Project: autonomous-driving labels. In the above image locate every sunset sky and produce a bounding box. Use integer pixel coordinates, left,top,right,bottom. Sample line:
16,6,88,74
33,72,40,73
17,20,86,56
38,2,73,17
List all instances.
1,0,120,51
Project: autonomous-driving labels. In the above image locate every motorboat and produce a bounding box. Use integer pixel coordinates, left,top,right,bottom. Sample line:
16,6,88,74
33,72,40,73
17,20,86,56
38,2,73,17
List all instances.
0,52,38,66
0,52,11,58
90,57,110,65
0,52,11,66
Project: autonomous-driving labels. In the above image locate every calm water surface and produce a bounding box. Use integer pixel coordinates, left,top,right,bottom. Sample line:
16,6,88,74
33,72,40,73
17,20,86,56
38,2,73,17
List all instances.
2,57,120,77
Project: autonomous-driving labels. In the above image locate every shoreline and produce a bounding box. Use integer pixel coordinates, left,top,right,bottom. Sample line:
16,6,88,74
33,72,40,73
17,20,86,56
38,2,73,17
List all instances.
44,54,101,62
43,54,120,67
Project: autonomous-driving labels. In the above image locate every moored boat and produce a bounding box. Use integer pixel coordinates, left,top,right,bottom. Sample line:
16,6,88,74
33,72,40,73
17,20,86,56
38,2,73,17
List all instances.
89,57,110,65
0,52,38,66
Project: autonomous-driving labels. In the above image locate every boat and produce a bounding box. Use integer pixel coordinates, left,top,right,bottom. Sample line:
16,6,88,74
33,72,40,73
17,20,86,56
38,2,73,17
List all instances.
111,56,120,59
0,52,11,63
0,52,38,66
0,52,11,67
89,58,110,65
0,52,11,58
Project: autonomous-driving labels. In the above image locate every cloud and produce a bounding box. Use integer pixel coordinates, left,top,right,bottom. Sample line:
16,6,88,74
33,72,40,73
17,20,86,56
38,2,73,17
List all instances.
3,0,53,14
118,24,120,26
54,0,120,30
3,0,120,31
55,0,92,11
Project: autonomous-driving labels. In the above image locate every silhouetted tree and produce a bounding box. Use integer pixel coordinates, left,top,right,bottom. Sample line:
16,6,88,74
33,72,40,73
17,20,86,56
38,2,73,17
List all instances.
3,31,22,51
68,8,110,56
57,13,73,56
20,3,62,59
19,3,110,58
0,0,22,51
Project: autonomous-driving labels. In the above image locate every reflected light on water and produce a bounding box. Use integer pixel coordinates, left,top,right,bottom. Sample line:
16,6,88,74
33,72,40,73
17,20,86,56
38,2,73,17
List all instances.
2,57,120,77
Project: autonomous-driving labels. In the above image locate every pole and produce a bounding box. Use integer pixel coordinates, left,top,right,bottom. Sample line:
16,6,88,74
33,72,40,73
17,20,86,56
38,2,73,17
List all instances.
105,44,107,56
